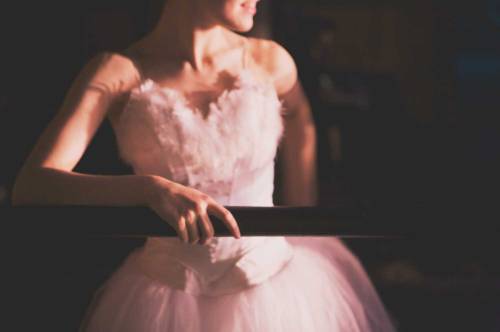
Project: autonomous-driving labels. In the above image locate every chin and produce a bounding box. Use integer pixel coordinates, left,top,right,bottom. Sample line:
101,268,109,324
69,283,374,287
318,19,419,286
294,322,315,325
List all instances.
216,15,253,32
230,19,254,32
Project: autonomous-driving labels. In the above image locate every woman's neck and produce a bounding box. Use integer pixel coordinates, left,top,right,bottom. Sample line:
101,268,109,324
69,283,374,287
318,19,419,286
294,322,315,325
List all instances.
148,0,235,72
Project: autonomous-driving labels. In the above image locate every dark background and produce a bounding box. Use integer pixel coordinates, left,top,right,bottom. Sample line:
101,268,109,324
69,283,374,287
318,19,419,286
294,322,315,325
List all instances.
1,0,499,331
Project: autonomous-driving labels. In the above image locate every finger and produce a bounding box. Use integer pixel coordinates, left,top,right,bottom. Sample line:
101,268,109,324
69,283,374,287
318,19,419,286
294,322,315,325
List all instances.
197,217,209,245
185,210,200,244
197,208,215,244
177,215,188,243
207,202,241,238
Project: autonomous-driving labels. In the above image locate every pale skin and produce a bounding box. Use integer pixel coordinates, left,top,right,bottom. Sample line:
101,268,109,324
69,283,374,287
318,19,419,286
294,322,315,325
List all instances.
11,0,317,245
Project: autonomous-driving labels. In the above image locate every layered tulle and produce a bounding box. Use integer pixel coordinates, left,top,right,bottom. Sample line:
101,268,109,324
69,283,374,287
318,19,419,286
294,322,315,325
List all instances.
80,237,395,332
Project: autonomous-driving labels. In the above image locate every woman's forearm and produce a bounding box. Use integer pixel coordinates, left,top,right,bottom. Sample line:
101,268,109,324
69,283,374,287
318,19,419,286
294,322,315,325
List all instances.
11,167,157,207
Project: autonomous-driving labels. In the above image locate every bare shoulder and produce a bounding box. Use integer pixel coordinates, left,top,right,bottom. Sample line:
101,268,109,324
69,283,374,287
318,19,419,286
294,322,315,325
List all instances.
76,51,141,97
246,37,298,96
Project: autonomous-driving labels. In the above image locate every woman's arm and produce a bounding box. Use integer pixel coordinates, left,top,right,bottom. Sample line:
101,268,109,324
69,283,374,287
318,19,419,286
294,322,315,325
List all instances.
265,41,318,206
11,52,148,206
11,51,240,243
278,80,318,206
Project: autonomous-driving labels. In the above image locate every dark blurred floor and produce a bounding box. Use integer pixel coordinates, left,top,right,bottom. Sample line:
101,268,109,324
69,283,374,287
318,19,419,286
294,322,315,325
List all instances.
346,237,500,332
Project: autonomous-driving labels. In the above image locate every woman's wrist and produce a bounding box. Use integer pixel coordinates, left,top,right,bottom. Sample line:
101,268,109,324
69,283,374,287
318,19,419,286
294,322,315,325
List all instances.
142,174,173,207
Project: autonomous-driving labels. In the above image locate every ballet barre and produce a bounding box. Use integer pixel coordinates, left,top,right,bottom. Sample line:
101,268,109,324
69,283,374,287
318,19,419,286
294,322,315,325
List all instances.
1,206,498,238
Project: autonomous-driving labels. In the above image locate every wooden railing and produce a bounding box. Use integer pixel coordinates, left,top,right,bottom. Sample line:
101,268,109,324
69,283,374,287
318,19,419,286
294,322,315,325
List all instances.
2,205,498,238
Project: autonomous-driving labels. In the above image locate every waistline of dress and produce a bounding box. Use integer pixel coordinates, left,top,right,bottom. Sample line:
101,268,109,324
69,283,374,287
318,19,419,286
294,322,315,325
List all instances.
128,236,295,296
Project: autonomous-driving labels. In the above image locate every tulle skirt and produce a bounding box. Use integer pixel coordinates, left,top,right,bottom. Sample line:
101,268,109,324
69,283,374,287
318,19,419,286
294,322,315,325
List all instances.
79,237,395,332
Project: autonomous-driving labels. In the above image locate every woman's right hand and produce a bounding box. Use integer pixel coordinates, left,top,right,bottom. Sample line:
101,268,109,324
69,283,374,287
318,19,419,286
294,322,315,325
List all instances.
145,175,241,245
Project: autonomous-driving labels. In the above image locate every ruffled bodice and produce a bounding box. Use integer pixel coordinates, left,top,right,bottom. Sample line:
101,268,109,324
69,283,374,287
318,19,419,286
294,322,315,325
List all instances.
111,69,294,296
113,69,284,205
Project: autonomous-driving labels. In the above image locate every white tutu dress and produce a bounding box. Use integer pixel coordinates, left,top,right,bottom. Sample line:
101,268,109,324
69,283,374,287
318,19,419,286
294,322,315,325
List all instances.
79,54,396,331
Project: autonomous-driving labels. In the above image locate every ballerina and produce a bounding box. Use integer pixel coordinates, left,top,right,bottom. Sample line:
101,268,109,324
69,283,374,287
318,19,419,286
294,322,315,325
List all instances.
12,0,396,331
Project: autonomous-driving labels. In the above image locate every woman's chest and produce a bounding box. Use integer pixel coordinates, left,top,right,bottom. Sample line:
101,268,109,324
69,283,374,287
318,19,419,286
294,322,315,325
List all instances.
110,70,285,183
